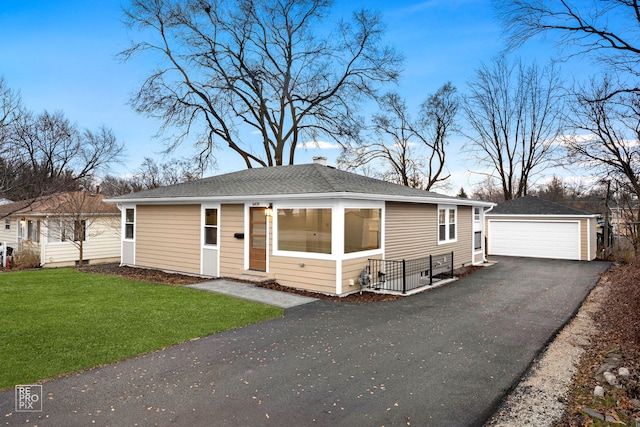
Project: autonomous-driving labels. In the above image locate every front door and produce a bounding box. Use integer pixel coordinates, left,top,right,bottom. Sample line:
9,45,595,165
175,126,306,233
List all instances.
249,207,267,271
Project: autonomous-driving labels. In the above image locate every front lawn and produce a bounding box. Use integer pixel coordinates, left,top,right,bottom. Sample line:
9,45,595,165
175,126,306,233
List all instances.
0,268,283,390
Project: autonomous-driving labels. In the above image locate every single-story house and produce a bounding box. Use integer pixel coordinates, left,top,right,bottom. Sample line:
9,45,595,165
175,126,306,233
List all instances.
105,159,494,295
0,191,121,267
485,195,598,261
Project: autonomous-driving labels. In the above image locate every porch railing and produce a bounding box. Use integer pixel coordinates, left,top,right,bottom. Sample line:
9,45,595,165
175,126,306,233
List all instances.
367,252,454,294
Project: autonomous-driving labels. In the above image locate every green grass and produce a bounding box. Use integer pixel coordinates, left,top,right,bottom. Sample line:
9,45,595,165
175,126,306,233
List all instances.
0,269,283,390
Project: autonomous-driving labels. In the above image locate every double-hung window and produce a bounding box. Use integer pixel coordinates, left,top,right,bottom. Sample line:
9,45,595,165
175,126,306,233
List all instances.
204,208,218,245
438,206,456,243
125,208,135,240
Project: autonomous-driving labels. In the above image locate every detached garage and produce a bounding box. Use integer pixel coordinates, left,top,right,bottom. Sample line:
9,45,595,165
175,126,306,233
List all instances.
486,196,598,261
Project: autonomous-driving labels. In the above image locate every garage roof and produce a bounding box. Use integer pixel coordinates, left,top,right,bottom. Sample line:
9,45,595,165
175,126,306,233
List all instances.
488,195,595,216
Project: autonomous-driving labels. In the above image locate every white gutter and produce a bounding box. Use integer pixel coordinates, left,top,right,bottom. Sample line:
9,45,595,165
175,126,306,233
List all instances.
485,213,599,218
104,192,496,208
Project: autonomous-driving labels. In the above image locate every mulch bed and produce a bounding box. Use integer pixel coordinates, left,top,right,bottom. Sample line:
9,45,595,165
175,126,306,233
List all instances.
79,263,484,303
79,264,206,286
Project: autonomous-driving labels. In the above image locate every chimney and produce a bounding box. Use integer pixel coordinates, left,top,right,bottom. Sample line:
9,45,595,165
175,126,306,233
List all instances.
312,156,328,166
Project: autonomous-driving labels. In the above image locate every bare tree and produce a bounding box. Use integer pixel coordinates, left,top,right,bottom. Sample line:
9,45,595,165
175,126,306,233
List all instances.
99,156,207,196
496,0,640,98
1,107,124,201
0,78,25,199
464,57,565,200
531,175,605,211
339,83,459,190
0,77,22,145
137,157,206,188
44,191,120,266
339,93,421,187
0,79,124,222
470,176,505,203
564,76,640,249
120,0,402,168
99,175,141,197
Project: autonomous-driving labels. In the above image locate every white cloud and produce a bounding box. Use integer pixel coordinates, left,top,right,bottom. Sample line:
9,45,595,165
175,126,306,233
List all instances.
298,140,342,150
557,133,640,148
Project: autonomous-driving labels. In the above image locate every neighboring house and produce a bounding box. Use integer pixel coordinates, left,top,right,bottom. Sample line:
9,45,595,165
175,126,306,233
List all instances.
486,195,597,261
106,159,493,296
609,201,639,237
0,192,121,267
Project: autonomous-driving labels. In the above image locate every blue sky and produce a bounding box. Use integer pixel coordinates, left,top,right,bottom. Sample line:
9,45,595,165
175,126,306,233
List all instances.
0,0,591,195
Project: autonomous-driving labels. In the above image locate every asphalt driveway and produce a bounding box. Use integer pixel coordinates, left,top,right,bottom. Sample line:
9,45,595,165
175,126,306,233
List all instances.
1,256,610,426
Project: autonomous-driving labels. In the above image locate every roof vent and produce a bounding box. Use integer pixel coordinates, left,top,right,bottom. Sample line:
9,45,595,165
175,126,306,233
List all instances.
312,156,328,166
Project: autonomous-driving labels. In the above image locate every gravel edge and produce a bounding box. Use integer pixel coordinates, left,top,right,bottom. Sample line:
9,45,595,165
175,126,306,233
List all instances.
484,277,608,426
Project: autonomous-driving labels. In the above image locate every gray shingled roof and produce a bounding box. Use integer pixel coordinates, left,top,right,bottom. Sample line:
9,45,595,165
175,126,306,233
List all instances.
111,163,460,201
488,195,595,216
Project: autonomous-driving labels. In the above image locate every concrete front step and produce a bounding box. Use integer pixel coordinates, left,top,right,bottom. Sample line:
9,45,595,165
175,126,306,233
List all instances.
223,273,276,284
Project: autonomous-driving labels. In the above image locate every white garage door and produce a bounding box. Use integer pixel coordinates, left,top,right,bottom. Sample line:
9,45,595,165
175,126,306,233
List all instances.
488,220,580,260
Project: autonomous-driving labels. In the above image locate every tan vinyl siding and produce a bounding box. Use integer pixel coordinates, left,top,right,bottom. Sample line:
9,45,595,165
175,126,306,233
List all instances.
580,219,587,261
136,205,201,275
270,256,336,294
385,202,473,268
341,254,382,294
582,218,597,261
219,204,245,276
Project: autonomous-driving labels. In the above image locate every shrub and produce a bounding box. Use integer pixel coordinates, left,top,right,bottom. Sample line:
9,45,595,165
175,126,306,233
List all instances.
12,245,41,270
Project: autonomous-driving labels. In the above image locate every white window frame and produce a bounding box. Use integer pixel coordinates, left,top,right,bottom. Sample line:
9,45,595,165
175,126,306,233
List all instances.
474,230,482,250
342,204,384,259
124,207,135,241
201,205,219,247
272,199,385,261
438,205,457,244
273,202,335,260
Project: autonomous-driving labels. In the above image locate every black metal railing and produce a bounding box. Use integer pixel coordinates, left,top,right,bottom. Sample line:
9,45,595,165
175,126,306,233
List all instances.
367,252,454,294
